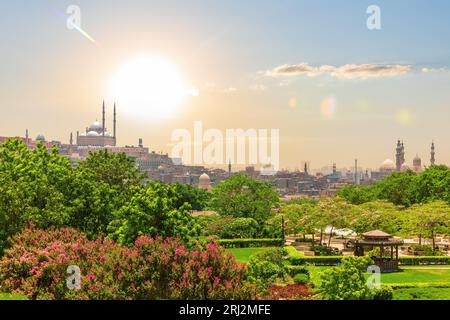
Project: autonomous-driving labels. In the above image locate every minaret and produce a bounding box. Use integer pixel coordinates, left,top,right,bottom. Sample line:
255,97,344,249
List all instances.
70,132,73,146
228,159,231,177
25,129,29,146
395,140,402,171
354,159,359,185
102,100,106,137
304,162,308,175
113,102,117,141
431,141,435,166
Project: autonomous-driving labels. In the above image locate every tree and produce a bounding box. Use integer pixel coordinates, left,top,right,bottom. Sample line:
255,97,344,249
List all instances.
317,197,355,247
0,139,73,252
402,201,450,250
210,174,279,224
349,200,402,235
107,183,200,245
414,165,450,204
318,256,374,300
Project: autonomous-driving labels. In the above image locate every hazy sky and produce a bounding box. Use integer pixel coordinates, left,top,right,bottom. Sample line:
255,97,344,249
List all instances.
1,0,450,170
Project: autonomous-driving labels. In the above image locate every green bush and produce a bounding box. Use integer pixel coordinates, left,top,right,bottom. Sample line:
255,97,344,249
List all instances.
247,248,287,289
217,238,283,248
310,245,341,256
286,265,310,277
317,256,374,300
220,218,259,239
293,273,310,285
284,246,304,259
372,287,394,300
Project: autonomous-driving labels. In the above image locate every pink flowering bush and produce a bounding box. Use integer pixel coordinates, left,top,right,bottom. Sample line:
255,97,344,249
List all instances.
0,225,256,300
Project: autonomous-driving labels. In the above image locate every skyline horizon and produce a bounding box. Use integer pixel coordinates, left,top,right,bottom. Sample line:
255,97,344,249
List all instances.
2,1,449,169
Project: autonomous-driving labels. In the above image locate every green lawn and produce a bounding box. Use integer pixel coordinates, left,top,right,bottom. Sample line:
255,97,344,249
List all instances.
0,293,28,300
394,288,450,300
226,247,276,263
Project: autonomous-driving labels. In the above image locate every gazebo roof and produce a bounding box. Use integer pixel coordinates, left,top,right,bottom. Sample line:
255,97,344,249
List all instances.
363,230,391,238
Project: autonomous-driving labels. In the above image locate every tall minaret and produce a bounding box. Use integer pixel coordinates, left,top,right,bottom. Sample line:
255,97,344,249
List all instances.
228,159,231,177
430,141,436,166
113,102,117,141
102,100,106,137
354,159,359,185
25,129,29,146
70,132,73,146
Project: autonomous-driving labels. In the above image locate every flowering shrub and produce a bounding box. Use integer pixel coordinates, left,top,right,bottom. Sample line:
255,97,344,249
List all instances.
0,225,256,300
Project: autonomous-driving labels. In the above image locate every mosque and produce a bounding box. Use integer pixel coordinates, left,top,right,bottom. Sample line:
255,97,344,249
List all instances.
372,140,436,181
75,101,117,147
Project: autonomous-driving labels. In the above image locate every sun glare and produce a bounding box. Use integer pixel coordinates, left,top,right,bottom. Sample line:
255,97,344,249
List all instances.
110,56,186,119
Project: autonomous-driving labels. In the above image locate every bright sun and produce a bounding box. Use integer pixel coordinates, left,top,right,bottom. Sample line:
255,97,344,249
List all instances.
110,56,186,119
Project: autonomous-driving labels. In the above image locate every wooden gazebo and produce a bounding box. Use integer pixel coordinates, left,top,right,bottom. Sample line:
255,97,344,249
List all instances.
353,230,403,273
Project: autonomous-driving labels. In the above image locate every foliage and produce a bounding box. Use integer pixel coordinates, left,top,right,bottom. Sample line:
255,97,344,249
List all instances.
217,238,283,248
106,183,201,245
293,273,310,285
372,286,393,300
0,225,256,300
263,284,312,300
289,256,344,266
338,166,450,207
284,246,304,260
317,256,374,300
210,174,279,223
220,218,259,239
398,256,450,265
247,248,288,289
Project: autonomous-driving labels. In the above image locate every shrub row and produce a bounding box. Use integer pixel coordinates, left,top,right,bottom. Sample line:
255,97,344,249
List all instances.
217,239,283,248
289,255,450,266
398,256,450,265
285,265,309,277
0,225,257,300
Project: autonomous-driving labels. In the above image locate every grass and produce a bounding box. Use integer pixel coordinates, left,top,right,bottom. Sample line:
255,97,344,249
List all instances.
0,293,28,300
394,288,450,300
226,247,276,263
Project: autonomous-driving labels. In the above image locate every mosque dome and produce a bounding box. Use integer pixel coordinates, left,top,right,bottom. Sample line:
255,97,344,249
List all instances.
380,159,395,171
36,134,45,142
87,131,99,136
89,121,102,131
198,173,211,191
199,173,211,182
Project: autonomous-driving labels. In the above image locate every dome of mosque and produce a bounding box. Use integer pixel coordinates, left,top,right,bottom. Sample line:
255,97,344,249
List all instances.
199,173,211,182
36,134,46,141
380,159,395,171
87,131,99,136
89,121,102,131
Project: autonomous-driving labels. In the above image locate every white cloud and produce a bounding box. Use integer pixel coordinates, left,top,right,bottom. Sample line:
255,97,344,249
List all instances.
268,63,413,79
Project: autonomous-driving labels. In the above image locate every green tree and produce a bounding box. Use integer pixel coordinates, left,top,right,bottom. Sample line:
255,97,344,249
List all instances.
107,183,200,245
318,256,374,300
210,174,279,223
350,200,402,235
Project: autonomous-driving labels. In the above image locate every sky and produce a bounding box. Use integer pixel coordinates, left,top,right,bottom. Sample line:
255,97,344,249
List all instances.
1,0,450,171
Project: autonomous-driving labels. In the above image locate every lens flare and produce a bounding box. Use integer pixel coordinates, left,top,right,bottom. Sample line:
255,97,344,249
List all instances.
395,110,414,126
320,96,336,118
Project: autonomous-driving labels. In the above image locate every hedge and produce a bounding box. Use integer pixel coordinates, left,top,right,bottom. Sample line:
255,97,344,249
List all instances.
288,255,450,266
217,238,283,248
289,256,343,266
286,265,310,277
398,256,450,265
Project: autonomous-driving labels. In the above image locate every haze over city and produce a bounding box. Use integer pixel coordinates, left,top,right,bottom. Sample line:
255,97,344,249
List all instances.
1,0,450,170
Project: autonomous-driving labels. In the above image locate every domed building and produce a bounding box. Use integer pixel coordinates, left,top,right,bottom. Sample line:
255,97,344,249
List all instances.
380,159,395,172
35,134,46,142
77,101,117,147
400,163,411,171
198,173,212,191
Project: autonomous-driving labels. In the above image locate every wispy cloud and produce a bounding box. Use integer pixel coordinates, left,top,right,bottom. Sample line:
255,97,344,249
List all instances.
268,63,413,79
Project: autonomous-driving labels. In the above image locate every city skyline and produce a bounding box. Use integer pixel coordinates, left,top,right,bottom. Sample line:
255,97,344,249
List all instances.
1,0,450,169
